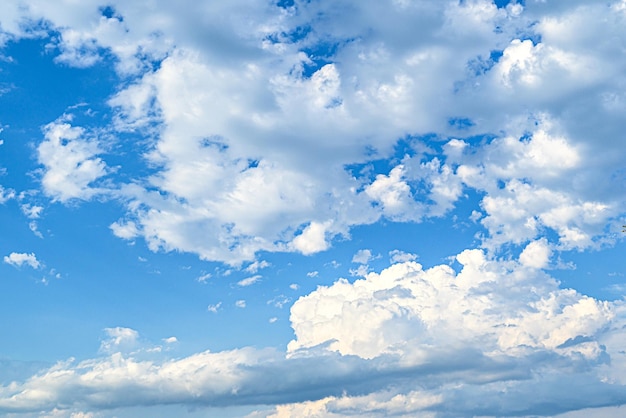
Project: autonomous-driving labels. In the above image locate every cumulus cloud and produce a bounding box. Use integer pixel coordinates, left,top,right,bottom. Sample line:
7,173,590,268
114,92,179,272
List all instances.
0,0,619,265
3,252,41,269
1,255,626,416
37,119,109,202
351,249,373,265
2,0,626,415
288,250,616,362
519,238,552,269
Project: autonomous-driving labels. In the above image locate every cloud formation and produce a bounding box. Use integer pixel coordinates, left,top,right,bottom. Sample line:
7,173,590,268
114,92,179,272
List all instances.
1,254,625,416
3,252,41,269
1,0,626,416
0,0,621,265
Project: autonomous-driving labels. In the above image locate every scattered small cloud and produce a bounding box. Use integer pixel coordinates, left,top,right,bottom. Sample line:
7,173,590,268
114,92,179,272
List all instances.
352,249,373,264
289,283,299,290
99,327,139,354
29,221,43,238
389,249,418,264
4,252,41,269
20,204,43,219
110,220,139,240
349,264,370,277
326,260,341,269
197,272,212,283
0,186,15,203
245,260,270,273
235,300,246,308
267,295,291,309
238,275,261,287
306,271,319,278
269,317,278,323
207,302,222,313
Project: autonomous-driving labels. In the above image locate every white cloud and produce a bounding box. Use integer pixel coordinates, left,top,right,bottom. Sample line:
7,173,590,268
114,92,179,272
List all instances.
365,165,421,221
99,327,139,354
0,0,617,266
109,220,139,240
235,300,246,309
291,221,334,255
519,238,552,269
196,272,212,284
351,249,373,264
3,252,41,269
20,204,43,219
0,186,15,204
207,302,222,313
37,119,108,202
288,250,614,360
389,249,418,264
2,255,626,416
244,260,270,274
267,295,291,309
237,275,261,287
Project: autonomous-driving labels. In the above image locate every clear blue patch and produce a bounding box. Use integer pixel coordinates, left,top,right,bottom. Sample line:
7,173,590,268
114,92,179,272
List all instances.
493,0,525,7
99,5,123,21
493,0,510,8
466,50,503,77
490,50,503,62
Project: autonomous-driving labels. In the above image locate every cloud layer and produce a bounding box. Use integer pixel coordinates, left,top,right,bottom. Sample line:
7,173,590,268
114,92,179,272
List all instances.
1,254,626,416
0,0,621,264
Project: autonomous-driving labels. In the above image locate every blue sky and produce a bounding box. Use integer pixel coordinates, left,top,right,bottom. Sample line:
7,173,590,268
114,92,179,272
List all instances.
1,0,626,417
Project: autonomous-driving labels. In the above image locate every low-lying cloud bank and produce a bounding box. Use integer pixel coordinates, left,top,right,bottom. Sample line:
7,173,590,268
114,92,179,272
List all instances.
2,251,625,417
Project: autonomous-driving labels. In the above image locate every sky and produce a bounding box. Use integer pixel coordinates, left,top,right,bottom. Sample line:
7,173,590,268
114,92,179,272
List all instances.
0,0,626,417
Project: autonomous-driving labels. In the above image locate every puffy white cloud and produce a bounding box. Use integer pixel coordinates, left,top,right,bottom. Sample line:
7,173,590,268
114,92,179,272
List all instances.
37,119,108,202
109,220,139,240
288,250,614,361
291,221,334,256
519,238,552,269
0,0,621,264
3,252,41,269
2,254,626,416
389,249,418,264
351,249,373,265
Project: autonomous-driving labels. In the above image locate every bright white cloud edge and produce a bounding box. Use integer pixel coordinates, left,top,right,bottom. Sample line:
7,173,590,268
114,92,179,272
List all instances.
2,252,626,417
